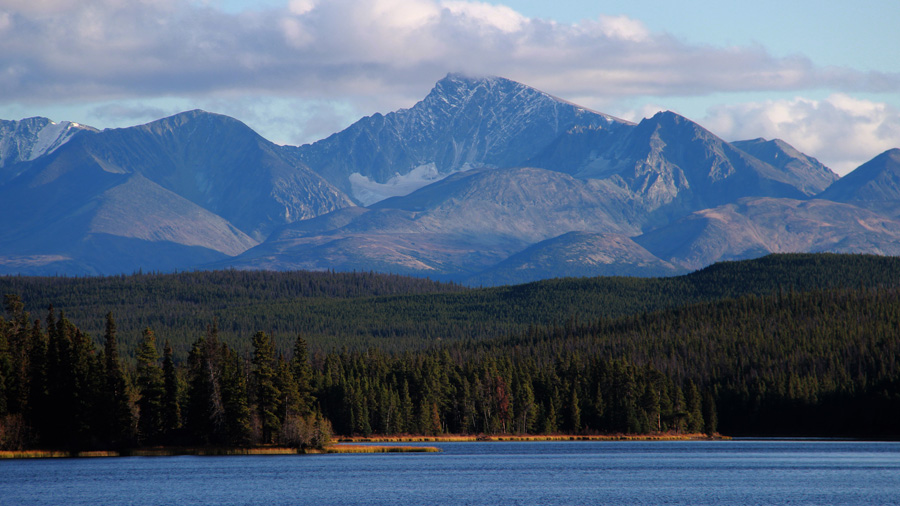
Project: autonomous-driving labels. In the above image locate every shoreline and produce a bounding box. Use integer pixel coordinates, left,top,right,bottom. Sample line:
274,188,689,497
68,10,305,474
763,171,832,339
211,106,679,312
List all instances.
336,433,727,443
0,444,440,459
0,433,734,459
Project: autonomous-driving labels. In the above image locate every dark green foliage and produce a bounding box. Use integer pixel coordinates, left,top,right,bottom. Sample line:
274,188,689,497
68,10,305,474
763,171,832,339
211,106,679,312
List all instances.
1,253,900,450
4,254,900,359
101,312,134,448
136,328,164,445
185,325,226,444
251,331,279,444
161,340,181,439
290,336,315,416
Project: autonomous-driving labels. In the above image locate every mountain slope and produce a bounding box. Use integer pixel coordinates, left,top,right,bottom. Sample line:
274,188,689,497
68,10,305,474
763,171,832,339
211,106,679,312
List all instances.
580,112,824,220
636,197,900,269
0,117,96,183
731,137,838,195
467,231,682,286
61,110,354,240
292,73,631,204
0,172,258,275
818,148,900,205
0,111,354,274
221,166,639,277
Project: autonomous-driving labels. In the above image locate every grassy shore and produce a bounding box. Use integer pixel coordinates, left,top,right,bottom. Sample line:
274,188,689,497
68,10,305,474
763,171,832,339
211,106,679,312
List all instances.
0,433,726,458
0,444,440,459
336,433,727,443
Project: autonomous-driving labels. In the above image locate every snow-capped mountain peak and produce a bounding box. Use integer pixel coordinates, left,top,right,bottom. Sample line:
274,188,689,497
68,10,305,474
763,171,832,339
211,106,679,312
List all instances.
0,117,97,179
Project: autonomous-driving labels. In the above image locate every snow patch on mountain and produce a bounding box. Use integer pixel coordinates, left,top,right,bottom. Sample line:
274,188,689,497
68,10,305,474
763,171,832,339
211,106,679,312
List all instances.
1,117,95,174
350,163,476,205
28,121,81,160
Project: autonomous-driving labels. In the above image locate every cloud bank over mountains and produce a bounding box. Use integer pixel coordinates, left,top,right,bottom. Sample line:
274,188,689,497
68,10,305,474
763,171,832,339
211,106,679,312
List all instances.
0,0,897,173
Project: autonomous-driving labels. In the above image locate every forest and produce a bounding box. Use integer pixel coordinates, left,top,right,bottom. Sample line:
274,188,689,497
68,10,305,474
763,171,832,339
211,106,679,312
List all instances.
0,253,898,450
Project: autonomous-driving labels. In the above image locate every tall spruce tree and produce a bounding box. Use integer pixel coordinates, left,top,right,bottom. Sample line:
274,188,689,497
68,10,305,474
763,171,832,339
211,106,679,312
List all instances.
291,335,315,416
251,331,280,444
161,340,181,439
185,325,225,444
136,328,164,445
102,312,134,448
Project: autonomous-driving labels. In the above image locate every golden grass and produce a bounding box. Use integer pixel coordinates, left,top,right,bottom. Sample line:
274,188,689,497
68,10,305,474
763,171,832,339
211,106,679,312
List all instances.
0,450,73,459
0,447,301,459
336,433,728,443
320,444,441,454
0,433,727,459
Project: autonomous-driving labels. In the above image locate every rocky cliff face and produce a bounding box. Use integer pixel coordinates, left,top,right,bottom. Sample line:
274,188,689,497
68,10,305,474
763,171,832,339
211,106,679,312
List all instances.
292,73,631,204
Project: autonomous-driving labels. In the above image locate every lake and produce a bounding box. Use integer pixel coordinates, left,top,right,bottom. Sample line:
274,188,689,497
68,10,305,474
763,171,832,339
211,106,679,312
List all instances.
3,440,899,505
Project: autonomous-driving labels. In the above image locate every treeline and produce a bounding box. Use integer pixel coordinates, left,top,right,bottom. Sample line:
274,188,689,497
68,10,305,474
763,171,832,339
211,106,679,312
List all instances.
0,298,331,450
2,279,899,449
306,285,900,438
3,254,900,358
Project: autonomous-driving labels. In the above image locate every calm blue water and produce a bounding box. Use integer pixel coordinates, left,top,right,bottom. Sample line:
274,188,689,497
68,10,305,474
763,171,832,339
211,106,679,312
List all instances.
2,441,899,505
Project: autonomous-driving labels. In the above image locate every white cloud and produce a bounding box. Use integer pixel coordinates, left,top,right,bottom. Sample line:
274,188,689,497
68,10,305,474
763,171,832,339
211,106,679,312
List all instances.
595,14,649,42
287,0,316,15
1,0,896,106
441,1,526,33
704,94,900,175
0,0,897,175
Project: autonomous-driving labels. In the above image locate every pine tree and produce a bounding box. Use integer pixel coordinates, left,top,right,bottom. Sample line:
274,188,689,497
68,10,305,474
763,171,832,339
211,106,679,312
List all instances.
101,312,134,448
251,331,280,444
290,335,315,416
568,383,582,434
161,340,181,439
221,347,252,446
136,328,164,445
703,390,718,436
25,319,48,443
685,380,704,434
185,326,225,444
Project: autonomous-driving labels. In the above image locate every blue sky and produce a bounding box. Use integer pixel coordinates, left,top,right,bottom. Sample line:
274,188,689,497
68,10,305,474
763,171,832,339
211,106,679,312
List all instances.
1,0,897,174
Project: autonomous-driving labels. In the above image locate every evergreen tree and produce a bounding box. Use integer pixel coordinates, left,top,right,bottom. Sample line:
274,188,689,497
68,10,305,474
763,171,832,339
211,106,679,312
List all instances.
703,390,718,436
136,328,164,445
161,340,181,439
290,335,315,416
251,331,280,444
568,383,582,434
185,325,225,444
25,319,48,444
221,347,252,446
101,312,134,447
685,380,704,434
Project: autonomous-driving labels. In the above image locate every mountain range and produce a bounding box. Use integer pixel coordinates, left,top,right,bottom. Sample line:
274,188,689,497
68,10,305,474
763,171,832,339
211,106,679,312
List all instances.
1,73,899,284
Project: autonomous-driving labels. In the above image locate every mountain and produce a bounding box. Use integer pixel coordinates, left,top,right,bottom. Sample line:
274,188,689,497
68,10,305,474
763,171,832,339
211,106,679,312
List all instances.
0,117,96,182
0,111,354,275
817,149,900,215
222,166,640,277
539,112,837,225
291,73,631,204
731,137,839,195
54,110,354,240
635,197,900,270
2,75,898,281
466,231,683,286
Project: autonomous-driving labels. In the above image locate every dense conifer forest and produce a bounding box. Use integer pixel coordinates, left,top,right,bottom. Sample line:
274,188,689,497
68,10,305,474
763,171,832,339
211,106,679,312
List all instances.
0,253,899,450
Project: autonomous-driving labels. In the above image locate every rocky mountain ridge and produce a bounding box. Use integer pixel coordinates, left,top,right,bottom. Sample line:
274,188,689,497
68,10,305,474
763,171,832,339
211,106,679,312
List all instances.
1,74,898,283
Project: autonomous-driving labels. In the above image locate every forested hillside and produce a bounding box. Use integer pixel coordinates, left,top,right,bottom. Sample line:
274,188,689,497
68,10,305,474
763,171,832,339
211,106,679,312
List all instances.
1,253,899,450
2,253,899,357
